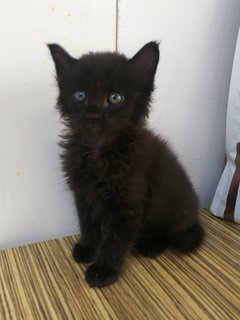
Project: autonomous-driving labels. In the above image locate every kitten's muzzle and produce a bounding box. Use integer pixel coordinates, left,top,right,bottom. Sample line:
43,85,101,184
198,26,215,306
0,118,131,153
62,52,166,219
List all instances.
86,105,103,120
86,113,102,120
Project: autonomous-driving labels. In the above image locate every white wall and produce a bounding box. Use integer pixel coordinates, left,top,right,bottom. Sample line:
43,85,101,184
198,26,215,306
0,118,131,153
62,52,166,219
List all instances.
0,0,116,250
118,0,240,207
0,1,240,250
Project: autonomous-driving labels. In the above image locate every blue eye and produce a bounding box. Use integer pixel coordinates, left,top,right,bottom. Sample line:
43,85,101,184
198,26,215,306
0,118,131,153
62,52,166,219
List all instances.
108,93,124,105
73,90,87,103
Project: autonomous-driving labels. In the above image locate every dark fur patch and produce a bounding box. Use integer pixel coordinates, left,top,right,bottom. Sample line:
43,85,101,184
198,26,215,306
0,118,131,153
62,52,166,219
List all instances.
48,42,204,287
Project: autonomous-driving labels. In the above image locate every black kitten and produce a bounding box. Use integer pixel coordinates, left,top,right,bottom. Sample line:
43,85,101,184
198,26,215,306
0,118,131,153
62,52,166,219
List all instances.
48,42,204,288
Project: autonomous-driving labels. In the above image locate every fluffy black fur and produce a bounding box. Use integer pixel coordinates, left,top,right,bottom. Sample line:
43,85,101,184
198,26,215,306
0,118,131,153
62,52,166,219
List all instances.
48,42,204,288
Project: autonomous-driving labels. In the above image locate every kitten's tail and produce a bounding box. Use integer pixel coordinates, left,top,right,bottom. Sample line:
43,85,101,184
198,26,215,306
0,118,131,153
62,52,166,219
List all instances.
169,222,204,253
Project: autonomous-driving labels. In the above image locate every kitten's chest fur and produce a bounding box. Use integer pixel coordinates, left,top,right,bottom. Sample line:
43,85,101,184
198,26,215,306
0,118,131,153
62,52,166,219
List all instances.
61,128,151,213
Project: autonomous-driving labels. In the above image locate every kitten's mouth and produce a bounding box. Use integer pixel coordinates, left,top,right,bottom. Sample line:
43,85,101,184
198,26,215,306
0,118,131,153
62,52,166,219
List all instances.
84,112,107,135
86,113,102,128
86,119,101,131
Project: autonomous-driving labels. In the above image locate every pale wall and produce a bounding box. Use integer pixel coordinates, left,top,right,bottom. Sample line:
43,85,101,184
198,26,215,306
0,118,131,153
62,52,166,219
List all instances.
0,1,240,250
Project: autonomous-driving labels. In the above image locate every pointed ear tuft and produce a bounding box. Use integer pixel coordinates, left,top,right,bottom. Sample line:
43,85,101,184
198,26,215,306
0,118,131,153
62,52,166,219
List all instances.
128,41,160,81
47,43,76,76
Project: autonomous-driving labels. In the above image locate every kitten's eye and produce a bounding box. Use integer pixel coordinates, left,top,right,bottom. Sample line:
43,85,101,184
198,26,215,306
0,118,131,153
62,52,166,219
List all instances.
73,90,87,103
108,93,124,105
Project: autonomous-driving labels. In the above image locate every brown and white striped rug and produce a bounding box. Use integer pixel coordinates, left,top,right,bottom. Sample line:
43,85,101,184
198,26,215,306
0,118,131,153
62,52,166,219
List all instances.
0,209,239,320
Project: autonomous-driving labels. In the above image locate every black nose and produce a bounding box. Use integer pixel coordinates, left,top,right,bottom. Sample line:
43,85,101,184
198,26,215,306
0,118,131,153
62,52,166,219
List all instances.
86,105,102,120
86,113,101,120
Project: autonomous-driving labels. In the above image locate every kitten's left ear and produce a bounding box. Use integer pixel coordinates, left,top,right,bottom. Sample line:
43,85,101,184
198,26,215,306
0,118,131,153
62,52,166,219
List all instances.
47,43,77,77
128,41,160,81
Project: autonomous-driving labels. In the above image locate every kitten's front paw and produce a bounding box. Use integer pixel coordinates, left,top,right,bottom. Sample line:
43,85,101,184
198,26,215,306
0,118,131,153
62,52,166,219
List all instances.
72,242,95,263
85,264,119,288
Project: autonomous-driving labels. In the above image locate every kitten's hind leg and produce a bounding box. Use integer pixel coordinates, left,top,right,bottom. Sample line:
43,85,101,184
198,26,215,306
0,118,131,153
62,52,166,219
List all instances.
169,221,204,253
134,225,169,258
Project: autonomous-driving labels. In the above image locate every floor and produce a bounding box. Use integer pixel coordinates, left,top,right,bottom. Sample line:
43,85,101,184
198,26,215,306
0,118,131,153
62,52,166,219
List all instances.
0,209,239,320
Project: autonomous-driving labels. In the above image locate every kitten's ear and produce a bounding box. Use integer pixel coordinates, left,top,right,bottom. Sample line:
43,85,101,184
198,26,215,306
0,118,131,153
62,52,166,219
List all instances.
47,44,77,76
128,41,159,81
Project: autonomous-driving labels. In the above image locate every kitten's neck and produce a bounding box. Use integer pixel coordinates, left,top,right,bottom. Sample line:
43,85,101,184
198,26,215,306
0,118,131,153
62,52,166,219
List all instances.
81,121,145,150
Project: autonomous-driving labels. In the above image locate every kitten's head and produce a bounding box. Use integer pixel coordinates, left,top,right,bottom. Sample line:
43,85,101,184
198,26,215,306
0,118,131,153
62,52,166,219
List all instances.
48,41,159,144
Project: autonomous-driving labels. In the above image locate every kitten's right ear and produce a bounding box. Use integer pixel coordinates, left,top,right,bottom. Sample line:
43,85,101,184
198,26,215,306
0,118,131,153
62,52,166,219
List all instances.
128,41,160,82
47,44,77,76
